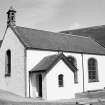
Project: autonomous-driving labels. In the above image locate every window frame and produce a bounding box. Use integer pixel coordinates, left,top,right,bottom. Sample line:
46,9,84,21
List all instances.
88,58,98,83
58,74,64,87
5,50,11,77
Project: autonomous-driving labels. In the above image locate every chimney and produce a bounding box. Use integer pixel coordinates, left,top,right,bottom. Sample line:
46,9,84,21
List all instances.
7,6,16,26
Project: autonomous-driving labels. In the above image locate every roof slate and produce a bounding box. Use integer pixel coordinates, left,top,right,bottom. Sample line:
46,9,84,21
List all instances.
30,54,62,72
30,53,77,72
10,26,105,55
61,25,105,49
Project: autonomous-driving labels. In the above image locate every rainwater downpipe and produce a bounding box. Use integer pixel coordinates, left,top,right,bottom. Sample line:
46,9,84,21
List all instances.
81,53,85,92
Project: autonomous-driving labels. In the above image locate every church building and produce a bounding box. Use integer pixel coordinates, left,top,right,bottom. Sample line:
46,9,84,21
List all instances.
0,7,105,100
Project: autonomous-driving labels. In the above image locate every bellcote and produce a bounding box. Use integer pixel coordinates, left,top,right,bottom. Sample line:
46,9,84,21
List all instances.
7,6,16,26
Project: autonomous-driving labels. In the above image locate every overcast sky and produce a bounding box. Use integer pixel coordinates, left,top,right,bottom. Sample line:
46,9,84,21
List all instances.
0,0,105,39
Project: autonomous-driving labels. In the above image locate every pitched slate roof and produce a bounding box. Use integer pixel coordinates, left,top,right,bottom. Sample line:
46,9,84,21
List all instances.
10,25,105,55
30,53,77,72
61,25,105,48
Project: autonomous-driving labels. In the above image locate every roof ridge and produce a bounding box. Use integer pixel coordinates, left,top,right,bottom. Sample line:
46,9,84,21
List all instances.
16,25,57,34
16,25,91,39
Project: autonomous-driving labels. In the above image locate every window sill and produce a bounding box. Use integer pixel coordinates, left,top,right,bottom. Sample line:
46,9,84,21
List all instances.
5,74,11,77
59,86,64,87
88,80,99,83
74,82,78,84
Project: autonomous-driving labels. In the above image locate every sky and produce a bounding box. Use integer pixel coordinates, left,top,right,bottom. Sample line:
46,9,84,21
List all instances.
0,0,105,39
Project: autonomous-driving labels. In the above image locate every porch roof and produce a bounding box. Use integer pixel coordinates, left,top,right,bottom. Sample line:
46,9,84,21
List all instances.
30,53,77,73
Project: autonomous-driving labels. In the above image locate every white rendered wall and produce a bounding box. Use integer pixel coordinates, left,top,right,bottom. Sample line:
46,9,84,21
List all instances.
26,49,105,100
0,28,26,97
83,54,105,91
46,60,83,100
26,50,56,97
26,50,83,99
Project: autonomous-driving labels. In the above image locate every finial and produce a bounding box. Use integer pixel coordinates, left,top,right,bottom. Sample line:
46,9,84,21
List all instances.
10,6,13,10
9,6,16,12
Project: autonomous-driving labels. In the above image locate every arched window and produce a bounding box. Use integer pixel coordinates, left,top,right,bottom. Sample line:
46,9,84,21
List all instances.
67,56,78,83
88,58,98,82
5,50,11,76
58,74,64,87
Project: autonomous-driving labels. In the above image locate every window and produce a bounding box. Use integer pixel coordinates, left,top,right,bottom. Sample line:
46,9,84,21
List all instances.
67,56,78,83
5,50,11,76
88,58,98,82
58,74,64,87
